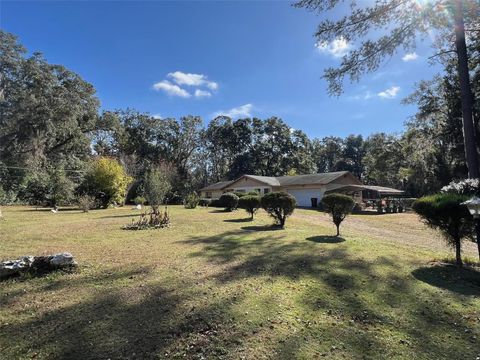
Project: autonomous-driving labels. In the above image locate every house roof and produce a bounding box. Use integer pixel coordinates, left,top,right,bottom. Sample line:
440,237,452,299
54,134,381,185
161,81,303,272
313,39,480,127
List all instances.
276,171,350,186
325,183,404,195
199,180,234,191
200,171,354,191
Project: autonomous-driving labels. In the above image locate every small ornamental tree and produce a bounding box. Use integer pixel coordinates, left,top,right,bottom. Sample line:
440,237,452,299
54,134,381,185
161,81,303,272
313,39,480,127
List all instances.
219,192,239,212
238,195,261,220
413,193,472,267
144,168,171,214
321,193,354,236
261,192,296,228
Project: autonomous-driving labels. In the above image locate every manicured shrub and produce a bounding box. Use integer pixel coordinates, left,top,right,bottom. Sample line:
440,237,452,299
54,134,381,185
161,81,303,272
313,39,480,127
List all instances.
413,193,472,267
321,193,354,236
261,191,296,228
184,193,200,209
209,199,222,207
219,192,239,212
199,199,211,207
233,191,247,198
238,195,261,219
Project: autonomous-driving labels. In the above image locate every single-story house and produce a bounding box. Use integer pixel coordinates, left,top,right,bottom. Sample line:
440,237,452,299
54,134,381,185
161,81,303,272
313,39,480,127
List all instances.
199,171,403,207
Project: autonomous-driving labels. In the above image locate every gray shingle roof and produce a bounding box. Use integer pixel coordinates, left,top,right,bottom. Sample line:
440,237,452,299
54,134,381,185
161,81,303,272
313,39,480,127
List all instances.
199,180,234,191
200,171,359,191
276,171,349,186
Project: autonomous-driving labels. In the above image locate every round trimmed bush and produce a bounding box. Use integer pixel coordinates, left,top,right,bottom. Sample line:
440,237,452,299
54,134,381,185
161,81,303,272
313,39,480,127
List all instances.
198,199,211,207
413,193,472,267
261,191,296,228
321,193,354,236
238,195,261,219
219,192,239,212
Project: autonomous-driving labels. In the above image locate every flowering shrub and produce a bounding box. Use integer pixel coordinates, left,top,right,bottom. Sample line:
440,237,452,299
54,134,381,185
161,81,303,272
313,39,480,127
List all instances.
441,178,480,196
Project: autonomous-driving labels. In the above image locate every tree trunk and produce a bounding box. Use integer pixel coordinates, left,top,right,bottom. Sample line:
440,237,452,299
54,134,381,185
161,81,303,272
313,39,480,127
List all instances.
454,0,479,178
336,224,340,237
455,238,463,267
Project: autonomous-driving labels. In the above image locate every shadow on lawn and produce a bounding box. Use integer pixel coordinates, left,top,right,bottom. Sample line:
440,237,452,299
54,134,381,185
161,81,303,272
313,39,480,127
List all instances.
412,264,480,296
223,218,252,223
3,229,479,359
98,213,140,219
306,235,345,243
180,229,479,358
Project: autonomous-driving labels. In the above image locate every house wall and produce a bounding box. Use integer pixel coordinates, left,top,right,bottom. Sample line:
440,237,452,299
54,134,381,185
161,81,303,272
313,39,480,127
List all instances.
200,189,224,199
284,186,326,207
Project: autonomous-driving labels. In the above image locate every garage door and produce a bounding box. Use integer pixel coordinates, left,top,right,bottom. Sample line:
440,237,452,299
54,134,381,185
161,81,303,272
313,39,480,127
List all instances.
286,188,324,207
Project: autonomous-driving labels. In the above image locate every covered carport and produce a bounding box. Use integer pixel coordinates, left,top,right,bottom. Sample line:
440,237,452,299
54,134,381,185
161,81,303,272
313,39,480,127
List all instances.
324,184,405,213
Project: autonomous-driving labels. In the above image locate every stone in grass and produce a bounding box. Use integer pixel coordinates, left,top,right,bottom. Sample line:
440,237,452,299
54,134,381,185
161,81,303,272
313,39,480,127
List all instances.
0,256,34,279
0,252,77,279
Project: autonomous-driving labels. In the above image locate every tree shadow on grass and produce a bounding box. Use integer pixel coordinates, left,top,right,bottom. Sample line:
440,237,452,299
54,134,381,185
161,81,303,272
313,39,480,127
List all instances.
306,235,345,243
98,213,140,219
223,218,252,223
412,264,480,296
209,209,228,213
241,225,283,231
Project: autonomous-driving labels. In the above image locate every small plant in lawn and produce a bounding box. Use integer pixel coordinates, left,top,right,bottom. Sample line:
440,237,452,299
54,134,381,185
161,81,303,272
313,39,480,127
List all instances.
261,191,296,228
123,207,170,230
77,195,96,213
321,193,354,236
219,192,239,212
413,193,472,267
238,195,261,220
184,193,200,209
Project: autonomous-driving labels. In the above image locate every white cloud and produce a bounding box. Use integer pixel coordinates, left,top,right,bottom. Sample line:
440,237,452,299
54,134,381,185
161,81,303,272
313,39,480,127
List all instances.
152,113,162,119
167,71,218,90
152,80,190,98
316,37,351,58
402,52,418,62
194,89,212,98
378,86,400,99
213,104,253,119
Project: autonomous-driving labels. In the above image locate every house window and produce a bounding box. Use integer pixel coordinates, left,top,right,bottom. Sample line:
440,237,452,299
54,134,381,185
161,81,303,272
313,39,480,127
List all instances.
264,188,270,194
206,191,212,198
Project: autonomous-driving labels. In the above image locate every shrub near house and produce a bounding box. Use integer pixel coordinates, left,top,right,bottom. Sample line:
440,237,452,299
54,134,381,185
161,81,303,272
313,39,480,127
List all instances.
219,193,239,212
238,195,261,219
261,192,296,228
413,193,472,267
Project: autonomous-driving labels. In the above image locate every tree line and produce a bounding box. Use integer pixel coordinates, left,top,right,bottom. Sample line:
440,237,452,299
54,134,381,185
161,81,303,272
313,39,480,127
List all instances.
0,29,479,206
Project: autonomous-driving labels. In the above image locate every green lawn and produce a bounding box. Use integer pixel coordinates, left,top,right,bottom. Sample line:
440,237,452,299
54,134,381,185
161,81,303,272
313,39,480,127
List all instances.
0,206,479,359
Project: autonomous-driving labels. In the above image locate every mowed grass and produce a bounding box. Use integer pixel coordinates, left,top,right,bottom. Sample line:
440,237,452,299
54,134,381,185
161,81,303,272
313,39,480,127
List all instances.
0,206,479,360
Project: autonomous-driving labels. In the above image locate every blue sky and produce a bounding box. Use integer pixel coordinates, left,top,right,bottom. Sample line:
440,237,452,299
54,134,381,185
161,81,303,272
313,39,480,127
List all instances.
1,1,440,138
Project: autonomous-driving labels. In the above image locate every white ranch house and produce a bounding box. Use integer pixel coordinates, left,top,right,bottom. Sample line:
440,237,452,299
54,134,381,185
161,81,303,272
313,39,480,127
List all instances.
199,171,403,207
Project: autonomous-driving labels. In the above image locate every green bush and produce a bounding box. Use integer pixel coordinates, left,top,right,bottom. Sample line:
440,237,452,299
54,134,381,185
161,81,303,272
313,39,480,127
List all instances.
209,199,222,207
233,191,247,198
184,193,200,209
413,193,472,267
322,193,354,236
199,199,211,207
219,192,239,212
238,195,261,219
81,157,132,208
261,191,296,228
133,196,146,206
